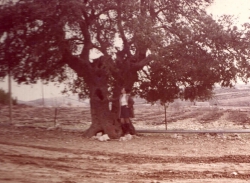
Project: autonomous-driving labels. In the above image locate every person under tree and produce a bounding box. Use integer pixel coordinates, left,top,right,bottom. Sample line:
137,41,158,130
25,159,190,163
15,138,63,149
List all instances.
119,88,135,135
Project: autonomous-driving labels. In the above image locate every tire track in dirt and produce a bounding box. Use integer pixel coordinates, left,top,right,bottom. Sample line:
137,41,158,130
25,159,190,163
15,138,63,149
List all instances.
136,170,250,180
0,141,95,183
1,141,250,164
1,124,250,182
1,140,250,182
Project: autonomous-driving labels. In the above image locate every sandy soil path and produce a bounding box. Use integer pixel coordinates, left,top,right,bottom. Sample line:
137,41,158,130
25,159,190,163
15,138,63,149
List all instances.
1,125,250,183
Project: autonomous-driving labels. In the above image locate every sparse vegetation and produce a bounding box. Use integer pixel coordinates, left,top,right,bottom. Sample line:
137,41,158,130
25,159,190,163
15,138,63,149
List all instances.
1,104,250,130
197,108,224,123
226,111,249,125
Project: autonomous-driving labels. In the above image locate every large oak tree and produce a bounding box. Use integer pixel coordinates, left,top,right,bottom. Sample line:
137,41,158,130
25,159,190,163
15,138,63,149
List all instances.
1,0,250,138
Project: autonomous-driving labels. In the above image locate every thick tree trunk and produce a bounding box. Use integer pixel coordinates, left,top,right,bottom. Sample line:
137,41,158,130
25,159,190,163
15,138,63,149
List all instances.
81,56,124,139
83,85,123,139
82,56,137,139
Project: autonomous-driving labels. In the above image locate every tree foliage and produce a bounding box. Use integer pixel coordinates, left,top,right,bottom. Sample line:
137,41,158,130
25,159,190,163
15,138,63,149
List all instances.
1,0,249,101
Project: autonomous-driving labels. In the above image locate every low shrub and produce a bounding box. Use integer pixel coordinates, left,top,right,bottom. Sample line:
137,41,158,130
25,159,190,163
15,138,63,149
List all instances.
0,88,17,105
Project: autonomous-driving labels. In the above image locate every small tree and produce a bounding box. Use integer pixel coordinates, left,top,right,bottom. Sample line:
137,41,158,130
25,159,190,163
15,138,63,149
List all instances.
0,88,17,105
138,60,214,129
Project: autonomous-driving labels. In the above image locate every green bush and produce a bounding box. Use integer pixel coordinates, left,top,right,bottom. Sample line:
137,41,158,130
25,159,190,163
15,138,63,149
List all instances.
0,88,17,105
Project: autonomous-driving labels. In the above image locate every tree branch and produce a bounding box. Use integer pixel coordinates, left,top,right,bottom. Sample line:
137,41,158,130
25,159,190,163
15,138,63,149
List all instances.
132,54,153,71
117,1,131,58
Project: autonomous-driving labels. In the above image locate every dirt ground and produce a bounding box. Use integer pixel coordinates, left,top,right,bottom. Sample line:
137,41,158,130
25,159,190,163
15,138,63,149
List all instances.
1,124,250,183
1,104,250,183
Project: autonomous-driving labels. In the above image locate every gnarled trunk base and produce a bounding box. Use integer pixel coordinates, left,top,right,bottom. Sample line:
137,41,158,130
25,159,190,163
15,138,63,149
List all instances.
82,69,136,139
84,120,136,139
84,118,136,139
83,112,123,139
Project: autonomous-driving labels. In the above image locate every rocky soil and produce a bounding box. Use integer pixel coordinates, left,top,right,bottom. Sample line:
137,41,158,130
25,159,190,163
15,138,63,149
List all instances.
1,103,250,182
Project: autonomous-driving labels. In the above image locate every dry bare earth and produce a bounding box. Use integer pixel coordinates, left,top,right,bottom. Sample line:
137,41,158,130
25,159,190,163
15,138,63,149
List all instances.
1,102,250,182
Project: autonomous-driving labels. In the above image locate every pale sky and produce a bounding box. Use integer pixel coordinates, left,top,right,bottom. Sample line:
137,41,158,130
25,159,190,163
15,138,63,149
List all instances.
0,0,250,101
0,79,66,101
207,0,250,25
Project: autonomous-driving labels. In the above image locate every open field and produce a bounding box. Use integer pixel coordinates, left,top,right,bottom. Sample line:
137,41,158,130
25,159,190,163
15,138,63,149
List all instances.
1,87,250,182
1,99,250,182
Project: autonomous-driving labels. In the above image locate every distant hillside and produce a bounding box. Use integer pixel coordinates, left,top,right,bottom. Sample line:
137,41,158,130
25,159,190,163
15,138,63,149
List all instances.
18,96,89,107
17,84,250,108
213,86,250,106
